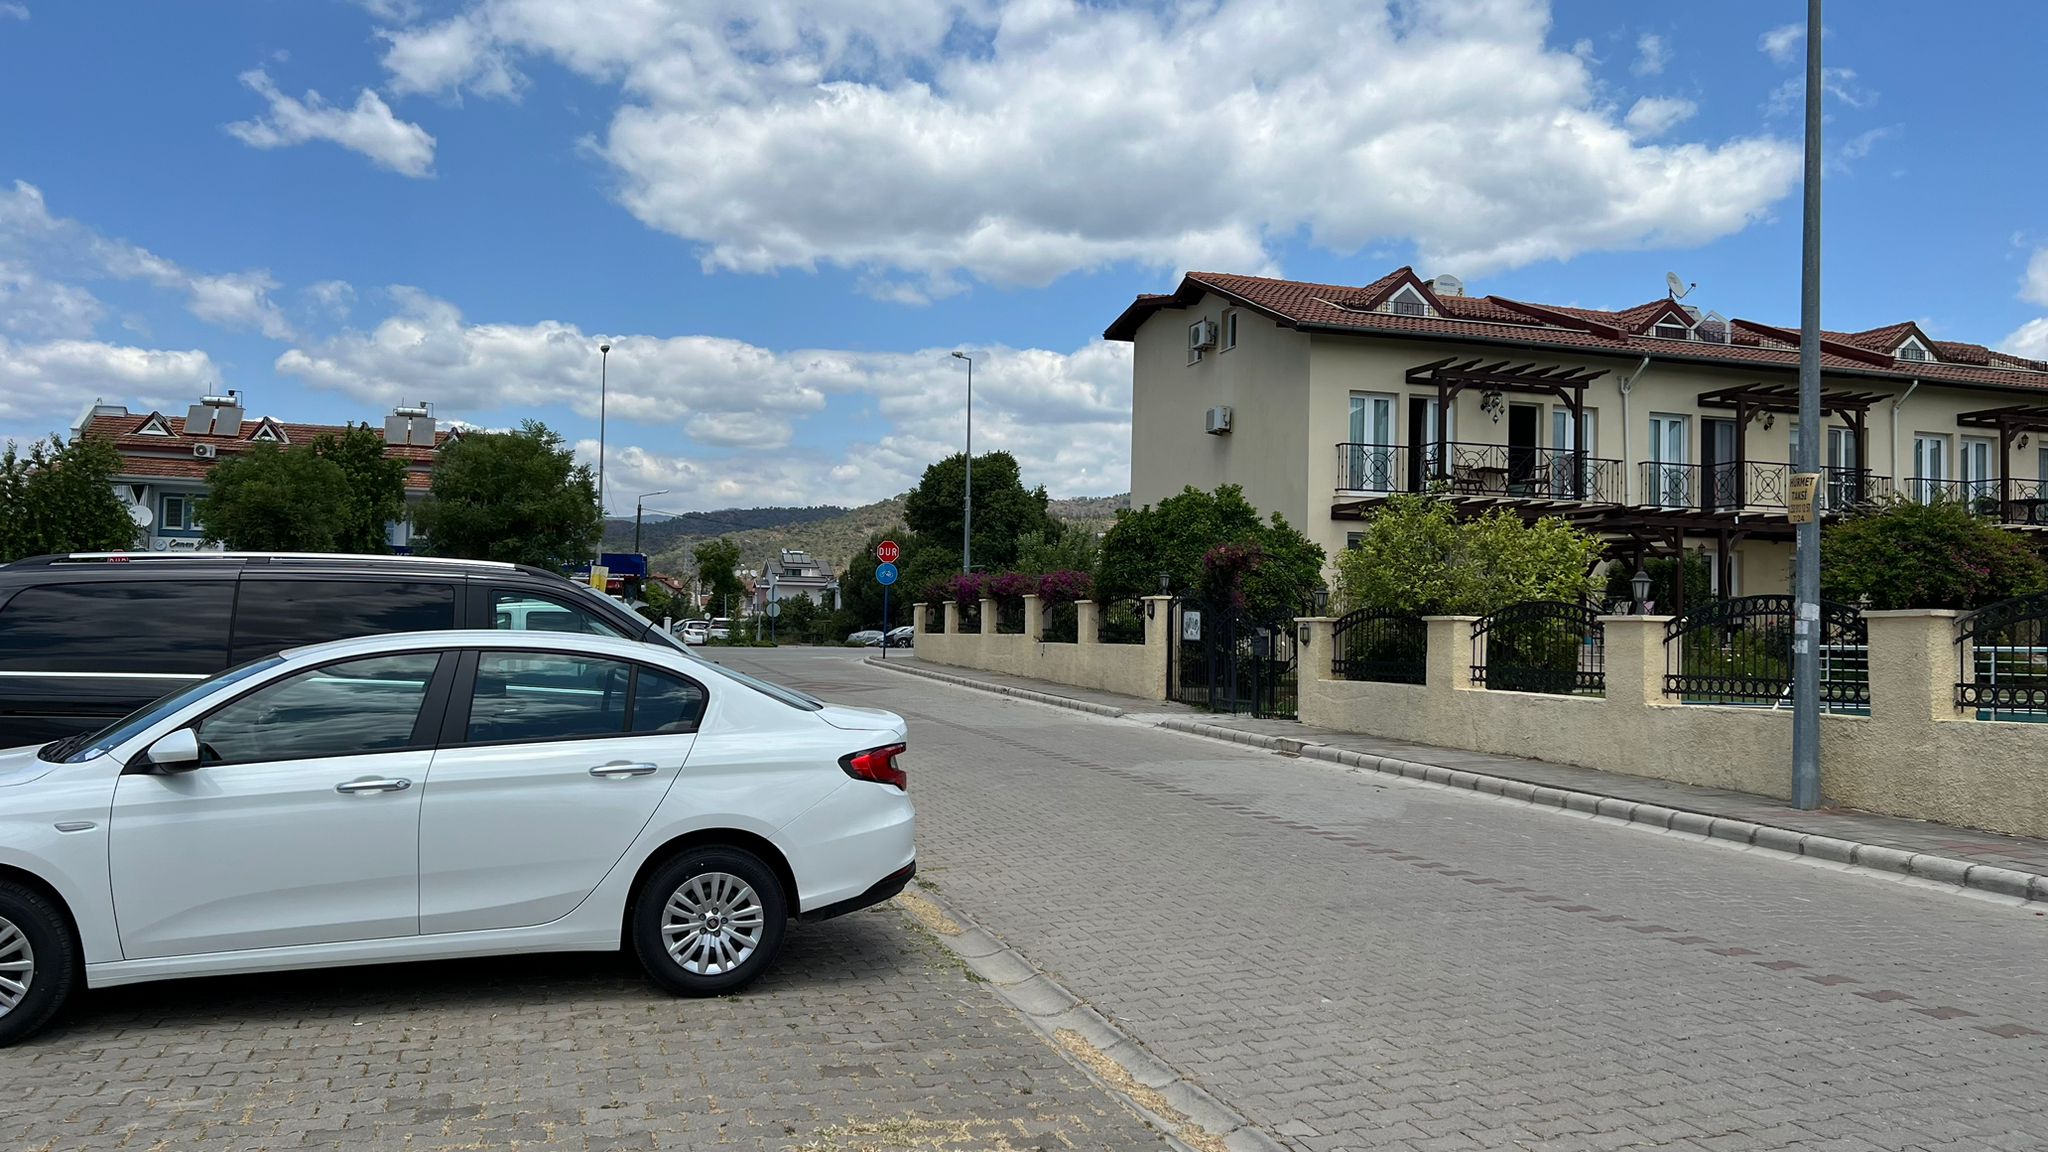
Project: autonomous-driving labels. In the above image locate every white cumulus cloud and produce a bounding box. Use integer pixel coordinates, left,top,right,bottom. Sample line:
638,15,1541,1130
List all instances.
2023,248,2048,308
1631,32,1667,76
374,0,1799,292
1623,96,1697,139
0,336,221,435
1758,23,1803,65
226,69,437,177
2005,319,2048,362
0,261,104,338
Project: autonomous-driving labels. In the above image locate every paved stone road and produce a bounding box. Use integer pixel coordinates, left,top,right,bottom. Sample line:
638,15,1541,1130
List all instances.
0,859,1170,1150
725,648,2048,1152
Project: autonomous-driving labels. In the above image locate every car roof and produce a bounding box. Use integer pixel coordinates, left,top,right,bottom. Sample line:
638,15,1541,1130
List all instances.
2,551,565,582
280,628,670,664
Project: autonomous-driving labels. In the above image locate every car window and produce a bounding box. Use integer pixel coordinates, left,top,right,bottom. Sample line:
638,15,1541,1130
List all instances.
631,666,707,733
231,579,457,664
489,590,625,637
50,656,285,763
0,581,233,674
196,652,442,765
467,651,631,744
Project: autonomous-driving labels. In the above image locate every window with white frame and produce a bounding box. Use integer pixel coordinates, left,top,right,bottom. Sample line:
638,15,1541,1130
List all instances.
1550,406,1598,497
1896,337,1933,363
1346,393,1397,491
1221,310,1239,351
1386,286,1429,317
1911,432,1950,503
160,493,192,531
1648,414,1689,508
1961,436,1996,502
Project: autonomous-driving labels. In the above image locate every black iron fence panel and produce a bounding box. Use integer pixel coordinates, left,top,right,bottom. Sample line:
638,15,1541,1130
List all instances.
1331,607,1427,684
1169,599,1299,719
1098,599,1147,644
1043,600,1079,643
924,604,946,633
994,598,1025,634
1956,592,2048,718
1472,601,1605,696
1640,462,1886,514
1663,595,1868,710
1443,443,1623,504
1334,442,1404,491
958,601,981,634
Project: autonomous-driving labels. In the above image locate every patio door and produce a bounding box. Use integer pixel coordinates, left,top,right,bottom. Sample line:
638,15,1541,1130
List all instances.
1826,427,1861,509
1961,436,1996,506
1912,433,1949,503
1649,414,1689,508
1701,418,1737,510
1407,397,1455,489
1551,407,1597,498
1507,404,1540,493
1346,393,1396,491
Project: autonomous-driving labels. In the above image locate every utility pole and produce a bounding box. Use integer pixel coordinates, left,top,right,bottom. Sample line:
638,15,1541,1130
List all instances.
951,351,974,573
1791,0,1824,809
633,489,668,554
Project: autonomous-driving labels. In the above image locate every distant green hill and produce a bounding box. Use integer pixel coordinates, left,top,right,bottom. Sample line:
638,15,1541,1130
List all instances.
623,493,1129,582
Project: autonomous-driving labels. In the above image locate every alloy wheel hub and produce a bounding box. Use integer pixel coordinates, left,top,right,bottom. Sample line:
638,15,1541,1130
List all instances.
660,872,765,976
0,915,34,1019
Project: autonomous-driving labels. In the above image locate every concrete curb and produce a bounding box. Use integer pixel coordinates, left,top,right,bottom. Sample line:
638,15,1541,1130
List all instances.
868,657,2048,906
897,882,1289,1152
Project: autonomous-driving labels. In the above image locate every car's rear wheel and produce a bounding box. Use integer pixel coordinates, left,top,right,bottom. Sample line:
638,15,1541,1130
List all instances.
0,882,76,1047
631,847,787,997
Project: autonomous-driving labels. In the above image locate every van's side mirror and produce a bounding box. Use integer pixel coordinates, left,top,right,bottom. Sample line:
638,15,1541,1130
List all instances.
144,729,201,772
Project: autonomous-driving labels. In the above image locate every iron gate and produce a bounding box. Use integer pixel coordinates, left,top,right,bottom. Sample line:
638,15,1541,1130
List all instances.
1168,598,1299,719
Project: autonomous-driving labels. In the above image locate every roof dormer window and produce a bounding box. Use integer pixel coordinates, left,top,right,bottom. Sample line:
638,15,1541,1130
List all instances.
1896,337,1934,363
1652,321,1692,341
1385,286,1431,318
136,412,172,436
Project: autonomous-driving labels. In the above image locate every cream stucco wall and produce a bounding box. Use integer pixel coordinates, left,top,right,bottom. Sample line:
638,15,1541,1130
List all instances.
913,598,1170,699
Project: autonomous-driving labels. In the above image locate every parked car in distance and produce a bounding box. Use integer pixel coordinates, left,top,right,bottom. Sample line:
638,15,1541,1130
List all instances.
0,628,915,1046
847,629,885,646
708,618,732,640
884,626,916,648
678,622,710,645
0,552,683,748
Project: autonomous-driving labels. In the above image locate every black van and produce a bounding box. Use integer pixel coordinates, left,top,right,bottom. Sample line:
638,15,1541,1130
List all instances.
0,552,675,748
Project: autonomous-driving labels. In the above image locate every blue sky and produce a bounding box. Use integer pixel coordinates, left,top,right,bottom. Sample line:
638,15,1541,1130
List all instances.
3,0,2045,512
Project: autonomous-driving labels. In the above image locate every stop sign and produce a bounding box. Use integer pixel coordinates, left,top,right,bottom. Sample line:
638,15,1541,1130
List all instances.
876,539,900,564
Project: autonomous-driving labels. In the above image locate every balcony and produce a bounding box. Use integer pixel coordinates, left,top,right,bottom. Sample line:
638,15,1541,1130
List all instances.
1334,442,1623,504
1637,462,1891,515
1901,477,2048,525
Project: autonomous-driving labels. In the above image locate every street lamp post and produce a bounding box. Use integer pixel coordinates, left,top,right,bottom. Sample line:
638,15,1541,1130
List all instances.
633,489,669,554
951,351,974,574
597,342,611,514
1791,0,1824,810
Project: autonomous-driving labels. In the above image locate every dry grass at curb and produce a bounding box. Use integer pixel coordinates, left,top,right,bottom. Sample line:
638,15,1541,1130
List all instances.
787,1115,1037,1152
1053,1028,1229,1152
894,890,963,936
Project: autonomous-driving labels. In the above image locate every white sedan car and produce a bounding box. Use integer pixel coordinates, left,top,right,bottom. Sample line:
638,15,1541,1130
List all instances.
0,630,914,1046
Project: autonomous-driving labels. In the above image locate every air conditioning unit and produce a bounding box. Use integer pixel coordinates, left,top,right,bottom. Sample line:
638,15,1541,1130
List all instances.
1205,406,1233,435
192,443,217,459
1189,319,1219,352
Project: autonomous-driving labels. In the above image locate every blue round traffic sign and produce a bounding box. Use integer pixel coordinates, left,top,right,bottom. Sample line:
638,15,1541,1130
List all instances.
875,562,899,585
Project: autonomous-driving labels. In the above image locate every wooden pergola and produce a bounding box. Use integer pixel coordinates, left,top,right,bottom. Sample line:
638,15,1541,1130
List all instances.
1696,383,1888,503
1957,403,2048,516
1405,357,1607,496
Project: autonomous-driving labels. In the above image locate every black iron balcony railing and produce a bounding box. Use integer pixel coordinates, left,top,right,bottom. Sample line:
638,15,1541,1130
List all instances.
1637,461,1890,514
1903,477,2048,524
1334,442,1623,504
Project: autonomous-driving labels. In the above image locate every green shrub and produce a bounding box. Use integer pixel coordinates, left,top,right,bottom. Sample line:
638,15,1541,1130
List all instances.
1823,499,2048,610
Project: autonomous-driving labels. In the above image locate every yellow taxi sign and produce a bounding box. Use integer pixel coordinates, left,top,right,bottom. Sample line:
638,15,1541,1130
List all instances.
1786,472,1821,525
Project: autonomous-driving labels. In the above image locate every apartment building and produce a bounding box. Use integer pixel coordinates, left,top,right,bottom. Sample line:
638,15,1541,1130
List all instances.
1106,266,2048,599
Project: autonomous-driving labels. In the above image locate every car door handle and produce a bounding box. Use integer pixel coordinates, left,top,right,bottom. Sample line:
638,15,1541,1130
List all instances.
335,777,413,794
589,761,660,778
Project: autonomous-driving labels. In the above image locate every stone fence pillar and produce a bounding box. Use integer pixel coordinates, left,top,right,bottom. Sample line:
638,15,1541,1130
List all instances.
1075,599,1100,646
979,597,996,636
1022,594,1044,639
1597,615,1672,708
912,603,928,633
1297,616,1335,680
1422,616,1480,692
1865,610,1964,722
943,601,960,634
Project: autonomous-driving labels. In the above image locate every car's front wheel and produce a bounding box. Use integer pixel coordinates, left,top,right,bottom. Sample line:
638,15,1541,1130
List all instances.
630,847,788,997
0,882,76,1047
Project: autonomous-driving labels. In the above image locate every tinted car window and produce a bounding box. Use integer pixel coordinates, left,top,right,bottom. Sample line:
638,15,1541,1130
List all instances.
0,581,233,674
631,667,706,733
490,591,625,637
467,651,630,744
197,652,441,765
231,579,457,663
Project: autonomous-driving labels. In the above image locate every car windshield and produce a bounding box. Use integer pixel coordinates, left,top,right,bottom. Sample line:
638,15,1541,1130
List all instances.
42,656,286,764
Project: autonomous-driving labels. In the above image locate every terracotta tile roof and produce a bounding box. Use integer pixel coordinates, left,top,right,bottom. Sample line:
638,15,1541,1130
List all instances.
82,412,441,492
1105,268,2048,394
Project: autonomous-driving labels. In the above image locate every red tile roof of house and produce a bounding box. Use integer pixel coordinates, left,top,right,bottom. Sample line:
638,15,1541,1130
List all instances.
1104,267,2048,392
81,412,448,491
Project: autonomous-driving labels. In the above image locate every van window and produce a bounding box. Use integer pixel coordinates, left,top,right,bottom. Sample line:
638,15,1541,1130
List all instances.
0,581,233,674
490,590,625,636
231,579,457,664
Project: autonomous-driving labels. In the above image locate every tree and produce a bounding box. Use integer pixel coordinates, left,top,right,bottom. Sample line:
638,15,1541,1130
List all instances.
693,537,746,619
1096,484,1324,619
1603,552,1711,612
312,425,407,554
0,435,136,561
1334,494,1601,615
413,421,601,568
1016,526,1099,576
903,451,1060,573
1823,499,2048,610
195,442,349,551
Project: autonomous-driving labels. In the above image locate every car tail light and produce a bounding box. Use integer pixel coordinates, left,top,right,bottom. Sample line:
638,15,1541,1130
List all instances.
840,743,907,790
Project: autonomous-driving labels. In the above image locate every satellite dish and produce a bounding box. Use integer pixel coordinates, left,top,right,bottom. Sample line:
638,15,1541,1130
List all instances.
128,503,154,528
1665,272,1695,300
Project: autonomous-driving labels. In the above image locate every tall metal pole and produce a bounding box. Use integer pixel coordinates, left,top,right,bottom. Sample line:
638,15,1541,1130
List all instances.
953,352,974,573
597,343,611,514
1791,0,1824,810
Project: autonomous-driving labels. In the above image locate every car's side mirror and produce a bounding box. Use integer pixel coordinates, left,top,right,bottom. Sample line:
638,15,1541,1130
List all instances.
143,728,202,772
